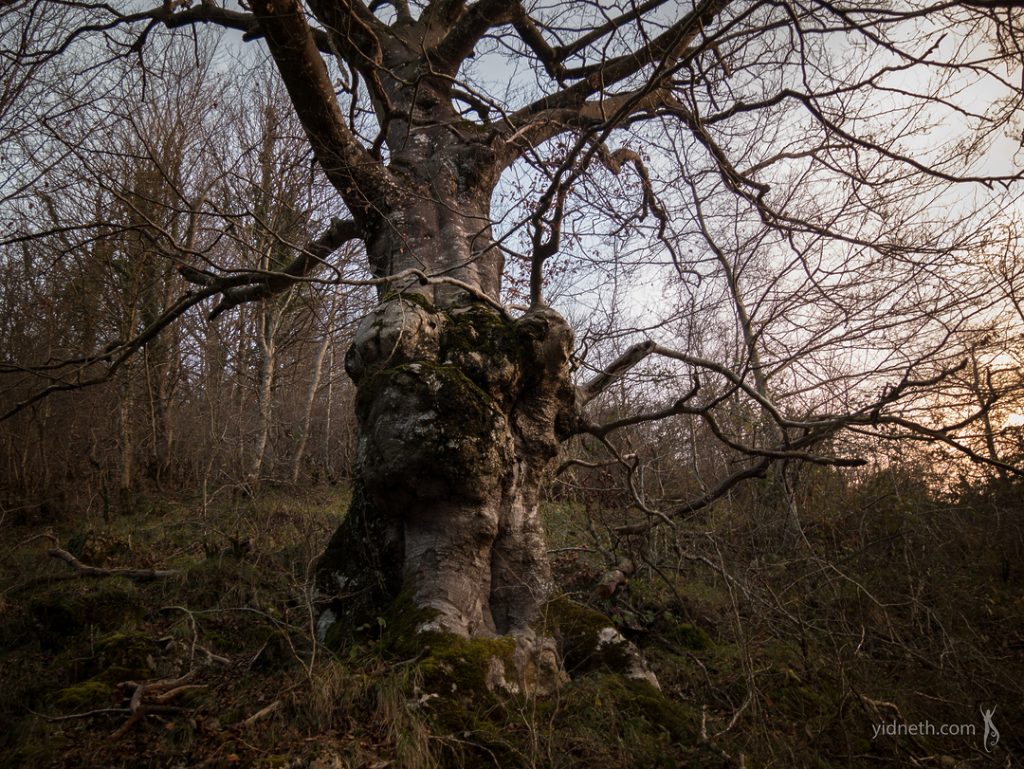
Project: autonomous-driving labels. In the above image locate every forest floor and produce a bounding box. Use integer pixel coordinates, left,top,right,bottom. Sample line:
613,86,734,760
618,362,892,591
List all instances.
0,482,1021,768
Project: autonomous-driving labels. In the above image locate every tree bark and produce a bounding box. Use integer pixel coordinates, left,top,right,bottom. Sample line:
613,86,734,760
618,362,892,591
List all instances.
117,362,135,501
316,292,577,639
315,182,578,640
248,297,278,487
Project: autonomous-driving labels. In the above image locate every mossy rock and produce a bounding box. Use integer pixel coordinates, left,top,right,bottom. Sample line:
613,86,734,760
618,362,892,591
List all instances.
323,593,726,769
538,597,633,676
52,679,114,711
414,667,723,769
65,530,131,565
28,578,141,644
410,635,522,769
46,631,159,714
368,595,526,764
763,665,840,720
545,673,724,769
561,673,695,739
86,631,159,682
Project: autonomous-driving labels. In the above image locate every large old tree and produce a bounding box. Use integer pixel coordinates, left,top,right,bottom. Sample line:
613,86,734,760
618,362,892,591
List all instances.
4,0,1023,647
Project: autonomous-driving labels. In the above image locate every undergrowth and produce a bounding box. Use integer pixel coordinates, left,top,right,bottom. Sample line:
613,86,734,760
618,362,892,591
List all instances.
0,481,1020,767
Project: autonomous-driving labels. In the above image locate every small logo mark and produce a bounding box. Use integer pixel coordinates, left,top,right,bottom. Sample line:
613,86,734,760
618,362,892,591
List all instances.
981,705,1000,752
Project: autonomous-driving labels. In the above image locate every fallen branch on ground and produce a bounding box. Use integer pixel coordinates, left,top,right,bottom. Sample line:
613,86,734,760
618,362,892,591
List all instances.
110,672,205,740
47,546,178,581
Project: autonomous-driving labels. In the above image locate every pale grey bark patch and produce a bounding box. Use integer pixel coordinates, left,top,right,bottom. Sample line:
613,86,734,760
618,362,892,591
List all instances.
315,607,337,643
596,627,661,690
345,297,442,383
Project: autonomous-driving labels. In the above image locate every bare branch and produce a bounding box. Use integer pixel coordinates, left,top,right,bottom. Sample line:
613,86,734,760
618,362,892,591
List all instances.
579,341,657,403
615,458,772,535
249,0,396,222
430,0,520,74
510,0,731,124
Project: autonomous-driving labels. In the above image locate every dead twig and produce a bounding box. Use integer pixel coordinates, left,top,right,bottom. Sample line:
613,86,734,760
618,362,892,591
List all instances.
29,707,129,723
107,673,199,740
152,684,207,704
241,699,282,726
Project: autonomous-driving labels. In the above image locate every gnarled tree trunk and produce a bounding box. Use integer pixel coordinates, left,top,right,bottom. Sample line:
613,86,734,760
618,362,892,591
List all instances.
315,200,578,640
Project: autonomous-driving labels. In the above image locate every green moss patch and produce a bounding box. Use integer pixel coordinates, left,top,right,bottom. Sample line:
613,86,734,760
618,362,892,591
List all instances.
379,290,437,313
439,303,526,404
404,655,723,769
541,672,725,769
652,613,713,652
357,361,511,504
418,634,516,698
